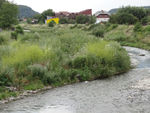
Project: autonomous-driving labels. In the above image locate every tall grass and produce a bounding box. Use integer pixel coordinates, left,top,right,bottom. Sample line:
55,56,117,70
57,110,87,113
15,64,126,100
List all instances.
0,24,131,100
2,45,46,69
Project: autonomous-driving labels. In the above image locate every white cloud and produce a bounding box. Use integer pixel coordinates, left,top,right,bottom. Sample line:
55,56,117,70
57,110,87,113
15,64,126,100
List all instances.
9,0,150,13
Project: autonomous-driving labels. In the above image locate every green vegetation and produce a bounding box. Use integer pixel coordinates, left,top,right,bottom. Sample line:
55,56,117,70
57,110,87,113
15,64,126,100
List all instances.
48,20,56,27
105,24,150,50
0,24,130,100
76,15,96,24
0,0,18,28
110,6,150,25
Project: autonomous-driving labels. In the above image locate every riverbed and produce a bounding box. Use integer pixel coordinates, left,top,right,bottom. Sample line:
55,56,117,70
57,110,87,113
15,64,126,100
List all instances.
0,47,150,113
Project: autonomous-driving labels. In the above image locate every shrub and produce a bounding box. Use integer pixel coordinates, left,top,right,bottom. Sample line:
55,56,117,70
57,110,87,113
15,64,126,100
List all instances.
68,40,130,78
27,64,48,79
0,35,7,44
141,17,149,25
118,6,148,20
59,18,68,24
134,22,143,32
76,15,90,24
15,25,24,34
48,20,56,27
92,28,104,37
11,31,18,40
106,24,118,31
115,13,138,24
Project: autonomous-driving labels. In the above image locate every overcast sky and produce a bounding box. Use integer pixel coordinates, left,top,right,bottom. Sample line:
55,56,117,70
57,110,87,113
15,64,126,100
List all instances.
9,0,150,13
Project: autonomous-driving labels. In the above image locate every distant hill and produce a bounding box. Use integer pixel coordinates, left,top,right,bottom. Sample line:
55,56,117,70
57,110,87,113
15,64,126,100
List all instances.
109,6,150,14
18,5,39,18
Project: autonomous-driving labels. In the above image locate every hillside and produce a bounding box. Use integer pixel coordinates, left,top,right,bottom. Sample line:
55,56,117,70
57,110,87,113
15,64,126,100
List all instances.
109,6,150,14
18,5,39,18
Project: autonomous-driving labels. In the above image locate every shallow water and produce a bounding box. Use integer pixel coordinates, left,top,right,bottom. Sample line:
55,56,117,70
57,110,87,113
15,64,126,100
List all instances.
0,47,150,113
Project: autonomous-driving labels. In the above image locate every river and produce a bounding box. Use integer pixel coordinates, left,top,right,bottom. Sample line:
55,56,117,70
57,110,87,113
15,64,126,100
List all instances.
0,47,150,113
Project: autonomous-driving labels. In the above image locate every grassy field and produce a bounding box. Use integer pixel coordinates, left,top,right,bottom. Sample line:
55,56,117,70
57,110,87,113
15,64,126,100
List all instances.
79,23,150,50
0,24,130,100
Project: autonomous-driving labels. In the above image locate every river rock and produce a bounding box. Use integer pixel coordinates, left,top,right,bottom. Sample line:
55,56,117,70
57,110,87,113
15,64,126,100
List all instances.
139,54,145,56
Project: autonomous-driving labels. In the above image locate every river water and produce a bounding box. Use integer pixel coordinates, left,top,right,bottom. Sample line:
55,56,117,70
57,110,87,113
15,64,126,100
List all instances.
0,47,150,113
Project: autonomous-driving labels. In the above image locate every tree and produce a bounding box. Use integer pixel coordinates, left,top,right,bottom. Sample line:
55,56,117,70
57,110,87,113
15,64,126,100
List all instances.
116,13,138,24
89,16,96,24
40,9,55,23
109,6,150,25
118,6,148,21
134,22,143,32
0,0,5,8
76,15,90,24
59,17,69,24
0,1,18,28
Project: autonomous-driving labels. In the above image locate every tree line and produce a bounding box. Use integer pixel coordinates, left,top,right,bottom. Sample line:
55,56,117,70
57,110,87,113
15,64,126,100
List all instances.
109,6,150,25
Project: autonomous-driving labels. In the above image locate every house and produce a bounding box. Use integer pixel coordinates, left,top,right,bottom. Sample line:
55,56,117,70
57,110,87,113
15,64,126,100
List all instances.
55,11,70,18
55,9,92,20
31,19,38,24
78,9,92,16
45,16,59,24
94,10,110,23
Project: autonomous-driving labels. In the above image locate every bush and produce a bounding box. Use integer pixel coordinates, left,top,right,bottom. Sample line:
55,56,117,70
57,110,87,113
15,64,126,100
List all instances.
118,6,148,20
106,24,118,31
134,22,143,32
141,17,149,25
11,31,18,40
0,35,7,44
92,29,104,37
15,25,24,34
112,13,138,24
27,64,48,82
59,18,68,24
68,40,130,78
48,20,56,27
76,15,90,24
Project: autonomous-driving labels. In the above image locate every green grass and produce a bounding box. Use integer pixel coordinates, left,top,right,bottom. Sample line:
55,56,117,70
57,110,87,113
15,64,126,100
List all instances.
104,24,150,50
0,24,131,100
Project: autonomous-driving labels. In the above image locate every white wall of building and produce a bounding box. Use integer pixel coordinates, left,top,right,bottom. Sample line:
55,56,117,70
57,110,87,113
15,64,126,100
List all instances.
96,18,110,23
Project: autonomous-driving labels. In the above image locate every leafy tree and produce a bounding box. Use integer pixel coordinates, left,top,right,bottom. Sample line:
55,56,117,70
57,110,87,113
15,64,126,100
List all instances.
59,17,69,24
76,15,90,24
110,12,138,24
109,6,150,25
134,22,143,32
0,1,18,28
141,17,149,25
40,9,55,23
118,6,148,21
0,0,5,8
89,16,96,24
